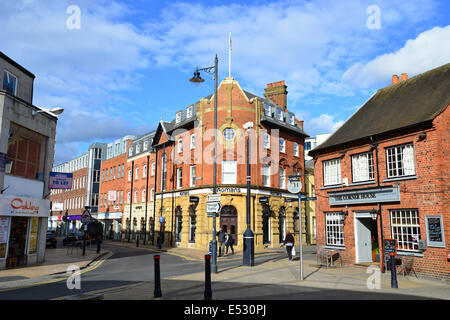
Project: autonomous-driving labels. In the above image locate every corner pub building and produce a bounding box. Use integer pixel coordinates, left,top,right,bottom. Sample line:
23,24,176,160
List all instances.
309,63,450,281
127,78,309,250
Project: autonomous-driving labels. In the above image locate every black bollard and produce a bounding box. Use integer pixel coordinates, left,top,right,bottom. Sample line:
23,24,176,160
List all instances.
154,255,162,298
136,233,139,247
204,254,212,300
390,255,398,288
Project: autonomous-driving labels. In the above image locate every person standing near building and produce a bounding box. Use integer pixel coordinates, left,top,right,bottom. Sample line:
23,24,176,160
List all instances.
216,227,226,257
281,230,295,261
225,232,234,255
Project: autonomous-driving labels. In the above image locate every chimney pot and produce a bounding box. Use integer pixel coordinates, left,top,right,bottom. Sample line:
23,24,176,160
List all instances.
401,73,408,81
392,75,400,84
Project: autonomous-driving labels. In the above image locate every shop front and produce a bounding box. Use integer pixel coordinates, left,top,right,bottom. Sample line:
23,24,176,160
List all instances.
98,212,122,240
0,195,50,269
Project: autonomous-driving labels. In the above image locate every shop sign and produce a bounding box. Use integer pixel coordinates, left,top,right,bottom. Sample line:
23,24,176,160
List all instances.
213,187,241,193
0,195,50,217
384,239,397,256
0,217,9,243
52,202,64,211
189,196,199,203
259,197,269,204
98,212,122,220
329,186,400,206
425,215,445,248
49,172,73,189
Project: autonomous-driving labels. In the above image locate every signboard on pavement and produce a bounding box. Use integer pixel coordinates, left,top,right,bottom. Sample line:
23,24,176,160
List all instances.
384,239,397,256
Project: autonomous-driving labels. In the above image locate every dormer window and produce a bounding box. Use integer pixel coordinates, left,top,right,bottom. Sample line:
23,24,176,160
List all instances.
3,71,17,96
187,106,193,118
289,114,295,126
264,103,271,117
143,141,148,151
276,108,283,121
136,144,141,154
128,147,133,157
176,112,182,124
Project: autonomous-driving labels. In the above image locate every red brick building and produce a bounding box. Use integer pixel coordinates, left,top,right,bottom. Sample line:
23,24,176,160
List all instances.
98,137,136,240
142,77,309,250
309,63,450,281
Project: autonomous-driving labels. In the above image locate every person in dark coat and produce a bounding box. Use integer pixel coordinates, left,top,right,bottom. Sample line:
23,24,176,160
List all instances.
225,232,234,255
281,230,295,261
216,227,226,257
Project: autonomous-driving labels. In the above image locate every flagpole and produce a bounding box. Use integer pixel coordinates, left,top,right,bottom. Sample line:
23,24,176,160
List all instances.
229,32,231,78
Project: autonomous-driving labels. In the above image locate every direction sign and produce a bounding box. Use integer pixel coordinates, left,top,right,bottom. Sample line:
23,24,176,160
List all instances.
206,201,222,214
287,179,302,194
207,194,221,202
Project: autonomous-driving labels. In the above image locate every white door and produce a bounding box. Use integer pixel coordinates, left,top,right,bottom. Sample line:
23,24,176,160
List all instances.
355,217,372,263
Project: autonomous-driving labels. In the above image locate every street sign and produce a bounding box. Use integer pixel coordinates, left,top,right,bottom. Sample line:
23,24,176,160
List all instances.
300,196,317,201
207,194,221,202
190,196,199,203
259,196,269,204
287,179,302,194
81,209,91,223
206,201,222,214
285,198,298,202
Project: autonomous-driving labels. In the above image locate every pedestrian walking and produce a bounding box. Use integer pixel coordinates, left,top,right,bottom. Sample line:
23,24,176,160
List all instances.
225,233,234,255
281,230,295,261
216,227,226,257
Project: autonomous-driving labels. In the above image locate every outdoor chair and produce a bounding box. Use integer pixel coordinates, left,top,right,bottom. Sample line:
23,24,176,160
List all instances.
317,246,331,268
401,255,418,278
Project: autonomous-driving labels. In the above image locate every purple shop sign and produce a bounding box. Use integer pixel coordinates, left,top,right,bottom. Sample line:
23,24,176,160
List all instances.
49,172,73,189
66,215,82,221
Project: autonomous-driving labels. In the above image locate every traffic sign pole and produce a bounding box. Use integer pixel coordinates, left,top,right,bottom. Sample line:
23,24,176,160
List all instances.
299,194,303,281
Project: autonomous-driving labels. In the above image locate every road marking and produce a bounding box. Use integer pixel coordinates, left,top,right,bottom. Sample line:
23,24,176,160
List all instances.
0,251,113,293
51,282,143,300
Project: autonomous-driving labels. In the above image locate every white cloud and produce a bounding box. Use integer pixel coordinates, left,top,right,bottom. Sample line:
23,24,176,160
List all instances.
343,26,450,88
297,112,344,136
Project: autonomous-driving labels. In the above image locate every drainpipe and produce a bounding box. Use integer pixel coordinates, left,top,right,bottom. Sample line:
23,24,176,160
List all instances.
370,136,384,273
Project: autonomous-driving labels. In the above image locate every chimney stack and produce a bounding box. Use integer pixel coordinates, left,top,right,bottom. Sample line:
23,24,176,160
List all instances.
401,73,408,81
392,75,400,84
264,80,288,110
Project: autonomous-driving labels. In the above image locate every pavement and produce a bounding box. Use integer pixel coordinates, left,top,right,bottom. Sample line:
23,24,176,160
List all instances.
0,239,449,300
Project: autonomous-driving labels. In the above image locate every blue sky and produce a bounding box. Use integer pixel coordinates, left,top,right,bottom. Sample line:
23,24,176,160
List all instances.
1,0,449,164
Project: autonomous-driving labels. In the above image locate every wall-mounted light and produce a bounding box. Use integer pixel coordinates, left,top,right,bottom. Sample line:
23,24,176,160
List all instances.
370,209,378,221
340,207,349,222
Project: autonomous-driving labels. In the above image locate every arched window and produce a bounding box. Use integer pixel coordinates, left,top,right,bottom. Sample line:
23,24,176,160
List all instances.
175,206,182,242
189,205,196,242
279,207,286,243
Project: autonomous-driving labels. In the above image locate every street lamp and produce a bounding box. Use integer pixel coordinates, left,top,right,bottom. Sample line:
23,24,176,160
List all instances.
243,122,255,266
370,209,378,221
190,54,219,273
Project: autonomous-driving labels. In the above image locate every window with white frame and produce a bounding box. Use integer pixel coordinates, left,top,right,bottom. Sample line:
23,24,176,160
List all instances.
386,144,415,178
264,133,270,149
223,128,235,141
127,192,130,204
190,165,196,186
143,141,148,151
134,190,138,203
151,163,155,176
161,155,167,190
187,106,193,118
325,212,345,246
176,168,182,189
279,138,286,153
293,142,299,157
128,147,133,157
390,209,421,251
323,159,341,186
176,112,182,124
190,134,196,149
289,114,295,126
264,103,271,117
352,152,374,182
276,108,283,121
262,164,271,187
128,169,131,181
143,165,147,178
279,167,286,189
136,144,141,154
222,160,237,184
135,167,139,180
3,70,17,96
150,188,154,200
142,189,146,203
178,138,183,153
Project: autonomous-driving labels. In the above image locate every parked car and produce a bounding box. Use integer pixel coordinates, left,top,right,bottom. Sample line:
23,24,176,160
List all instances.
46,231,57,248
63,231,82,246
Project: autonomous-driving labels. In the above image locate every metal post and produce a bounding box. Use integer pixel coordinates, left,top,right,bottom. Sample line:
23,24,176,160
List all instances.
299,195,303,280
158,144,166,249
243,129,254,266
204,255,212,300
83,224,87,256
390,255,398,288
128,161,134,243
144,155,149,245
211,54,218,274
152,149,158,246
154,255,162,298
